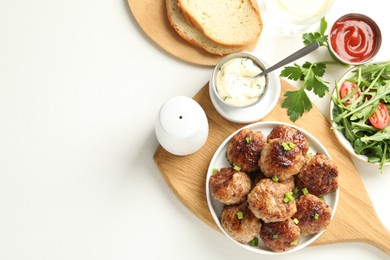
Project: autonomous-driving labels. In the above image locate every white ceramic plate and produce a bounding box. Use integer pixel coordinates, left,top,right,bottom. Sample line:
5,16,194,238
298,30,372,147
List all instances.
329,68,390,166
209,59,281,124
205,121,339,255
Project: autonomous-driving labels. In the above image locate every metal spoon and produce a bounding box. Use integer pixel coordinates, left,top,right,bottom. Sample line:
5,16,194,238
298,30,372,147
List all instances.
255,42,320,78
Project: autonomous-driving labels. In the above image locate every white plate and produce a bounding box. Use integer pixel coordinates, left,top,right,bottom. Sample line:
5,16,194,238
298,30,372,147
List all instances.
205,121,339,255
329,68,390,166
209,60,280,124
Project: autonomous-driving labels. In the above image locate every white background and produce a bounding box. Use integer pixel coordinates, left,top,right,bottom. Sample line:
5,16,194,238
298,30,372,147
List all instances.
0,0,389,259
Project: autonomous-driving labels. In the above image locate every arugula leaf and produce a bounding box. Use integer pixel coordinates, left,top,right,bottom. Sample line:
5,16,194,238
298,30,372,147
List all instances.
282,88,312,122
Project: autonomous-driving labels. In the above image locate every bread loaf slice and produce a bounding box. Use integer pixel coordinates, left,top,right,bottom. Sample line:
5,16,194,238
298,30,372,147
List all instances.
177,0,262,47
166,0,242,55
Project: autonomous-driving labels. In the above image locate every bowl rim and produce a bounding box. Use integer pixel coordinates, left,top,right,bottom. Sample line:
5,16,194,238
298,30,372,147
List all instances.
210,52,269,109
328,13,382,65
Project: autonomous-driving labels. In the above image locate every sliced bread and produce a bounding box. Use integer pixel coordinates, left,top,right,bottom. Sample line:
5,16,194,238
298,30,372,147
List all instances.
166,0,242,55
177,0,263,47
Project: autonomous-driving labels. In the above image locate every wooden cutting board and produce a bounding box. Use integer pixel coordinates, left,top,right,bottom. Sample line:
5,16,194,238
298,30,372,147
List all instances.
153,80,390,255
127,0,259,66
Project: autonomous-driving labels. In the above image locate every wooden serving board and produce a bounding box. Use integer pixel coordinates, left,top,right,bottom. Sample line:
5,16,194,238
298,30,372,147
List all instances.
127,0,258,66
154,80,390,255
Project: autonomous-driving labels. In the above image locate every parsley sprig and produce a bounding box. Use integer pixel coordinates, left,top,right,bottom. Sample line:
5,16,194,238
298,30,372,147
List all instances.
280,17,345,122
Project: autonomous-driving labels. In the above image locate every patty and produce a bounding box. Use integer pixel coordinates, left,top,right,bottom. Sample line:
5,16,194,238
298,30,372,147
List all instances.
292,194,332,235
226,128,266,173
221,202,261,243
259,138,305,181
247,178,297,223
296,153,338,196
267,125,310,155
260,218,301,252
209,167,252,205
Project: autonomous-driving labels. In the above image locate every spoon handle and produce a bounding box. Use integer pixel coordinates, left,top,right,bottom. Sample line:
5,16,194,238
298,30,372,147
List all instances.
256,42,320,77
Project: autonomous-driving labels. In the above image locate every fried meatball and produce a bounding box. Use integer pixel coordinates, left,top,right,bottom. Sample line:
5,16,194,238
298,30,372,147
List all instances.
247,178,297,223
280,176,295,192
209,167,251,205
292,194,332,235
260,218,301,252
259,138,305,181
296,153,338,196
221,202,261,243
267,125,310,155
226,129,266,173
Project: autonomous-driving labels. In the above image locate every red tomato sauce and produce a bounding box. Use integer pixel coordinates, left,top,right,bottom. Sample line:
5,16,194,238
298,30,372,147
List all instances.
330,15,379,63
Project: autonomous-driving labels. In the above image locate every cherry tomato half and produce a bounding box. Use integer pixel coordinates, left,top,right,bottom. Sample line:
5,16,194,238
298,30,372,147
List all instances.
369,102,389,130
340,81,360,105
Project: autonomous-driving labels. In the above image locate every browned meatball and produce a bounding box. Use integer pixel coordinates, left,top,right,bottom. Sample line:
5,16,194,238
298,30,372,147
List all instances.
296,153,338,196
280,176,295,192
226,129,266,173
260,218,301,252
267,125,310,155
292,194,332,235
247,178,297,223
259,138,305,181
209,167,251,205
221,202,261,243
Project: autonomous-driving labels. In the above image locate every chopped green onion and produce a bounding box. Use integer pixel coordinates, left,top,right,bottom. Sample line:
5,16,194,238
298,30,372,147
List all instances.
318,195,325,202
293,218,299,225
282,142,291,151
284,192,295,202
306,152,313,157
272,176,279,183
293,187,300,194
236,211,243,220
273,234,278,239
314,213,319,220
282,141,295,151
223,96,228,101
212,168,219,174
233,165,241,172
290,240,298,246
245,136,251,143
302,187,309,195
249,237,259,246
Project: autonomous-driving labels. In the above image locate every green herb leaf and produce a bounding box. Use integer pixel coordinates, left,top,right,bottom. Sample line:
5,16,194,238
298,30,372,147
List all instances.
280,64,304,81
249,237,259,246
282,88,313,122
320,17,328,35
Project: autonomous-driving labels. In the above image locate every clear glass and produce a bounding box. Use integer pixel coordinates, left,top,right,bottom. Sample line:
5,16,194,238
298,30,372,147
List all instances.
262,0,335,36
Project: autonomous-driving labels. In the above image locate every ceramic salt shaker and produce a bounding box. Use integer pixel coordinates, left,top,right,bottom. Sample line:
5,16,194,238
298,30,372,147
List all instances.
155,96,209,156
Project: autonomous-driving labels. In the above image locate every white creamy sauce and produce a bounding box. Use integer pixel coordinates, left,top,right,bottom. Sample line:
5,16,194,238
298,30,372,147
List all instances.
216,58,266,107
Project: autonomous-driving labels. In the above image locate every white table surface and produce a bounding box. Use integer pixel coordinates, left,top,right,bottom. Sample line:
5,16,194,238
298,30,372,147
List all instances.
1,0,389,259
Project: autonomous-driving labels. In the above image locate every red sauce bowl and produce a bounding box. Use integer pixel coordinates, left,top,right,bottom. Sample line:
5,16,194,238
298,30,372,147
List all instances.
329,13,382,65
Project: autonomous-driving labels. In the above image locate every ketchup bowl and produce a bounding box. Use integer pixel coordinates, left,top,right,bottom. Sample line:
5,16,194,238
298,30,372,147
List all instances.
329,13,382,65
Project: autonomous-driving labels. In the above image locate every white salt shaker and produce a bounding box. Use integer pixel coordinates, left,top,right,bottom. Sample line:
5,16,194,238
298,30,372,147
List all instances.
155,96,209,156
